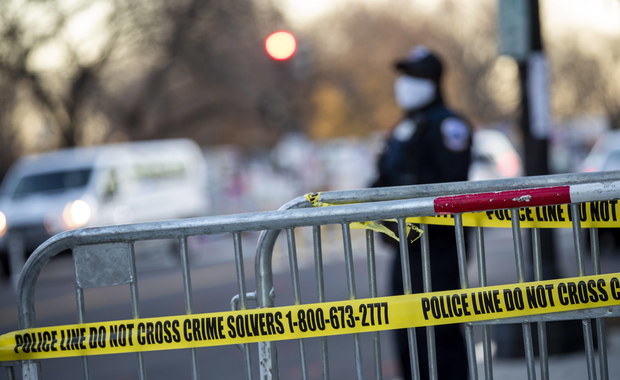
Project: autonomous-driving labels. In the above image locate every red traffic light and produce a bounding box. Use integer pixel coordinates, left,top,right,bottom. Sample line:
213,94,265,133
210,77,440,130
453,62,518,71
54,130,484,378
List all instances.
265,31,297,61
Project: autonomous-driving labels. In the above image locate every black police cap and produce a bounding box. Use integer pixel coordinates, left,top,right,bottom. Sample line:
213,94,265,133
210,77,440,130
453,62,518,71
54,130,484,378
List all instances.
393,46,443,81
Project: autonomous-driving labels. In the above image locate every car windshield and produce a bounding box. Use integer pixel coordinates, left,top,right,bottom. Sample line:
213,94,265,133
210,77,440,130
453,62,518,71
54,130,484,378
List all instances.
12,168,92,199
602,150,620,171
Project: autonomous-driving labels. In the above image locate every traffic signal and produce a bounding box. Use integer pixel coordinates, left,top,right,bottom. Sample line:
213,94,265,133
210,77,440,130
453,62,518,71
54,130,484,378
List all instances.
264,31,297,61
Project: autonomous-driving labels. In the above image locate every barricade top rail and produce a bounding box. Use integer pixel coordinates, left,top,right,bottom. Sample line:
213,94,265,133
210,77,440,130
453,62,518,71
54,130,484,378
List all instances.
275,170,620,210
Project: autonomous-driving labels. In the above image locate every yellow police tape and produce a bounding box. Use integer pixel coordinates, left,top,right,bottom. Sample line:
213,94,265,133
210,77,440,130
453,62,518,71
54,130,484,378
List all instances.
2,272,620,361
306,193,620,229
305,193,423,242
411,200,620,228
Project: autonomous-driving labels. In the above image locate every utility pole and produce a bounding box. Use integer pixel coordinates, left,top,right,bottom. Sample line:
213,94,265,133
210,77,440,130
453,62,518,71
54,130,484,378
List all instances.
500,0,556,281
520,0,549,177
518,0,558,281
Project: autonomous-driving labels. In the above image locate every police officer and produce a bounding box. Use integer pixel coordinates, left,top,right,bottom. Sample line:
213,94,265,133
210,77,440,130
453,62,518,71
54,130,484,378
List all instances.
372,46,472,380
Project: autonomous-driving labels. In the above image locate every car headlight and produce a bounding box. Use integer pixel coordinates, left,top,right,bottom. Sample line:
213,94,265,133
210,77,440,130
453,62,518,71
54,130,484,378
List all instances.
0,211,6,237
62,200,91,229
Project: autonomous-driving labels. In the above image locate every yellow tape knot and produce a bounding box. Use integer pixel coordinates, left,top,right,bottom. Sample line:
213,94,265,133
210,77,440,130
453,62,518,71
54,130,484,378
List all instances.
304,193,423,243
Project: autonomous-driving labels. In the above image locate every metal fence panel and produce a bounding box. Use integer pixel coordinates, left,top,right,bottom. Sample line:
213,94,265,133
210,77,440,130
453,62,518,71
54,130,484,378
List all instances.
1,171,619,380
254,171,620,380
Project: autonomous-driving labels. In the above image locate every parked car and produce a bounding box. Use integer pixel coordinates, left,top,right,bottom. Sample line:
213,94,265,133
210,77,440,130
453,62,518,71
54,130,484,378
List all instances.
469,129,523,181
0,139,210,277
579,130,620,173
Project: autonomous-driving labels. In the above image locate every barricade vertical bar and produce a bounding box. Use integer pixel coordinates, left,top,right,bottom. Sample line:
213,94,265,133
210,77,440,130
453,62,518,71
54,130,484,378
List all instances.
5,365,16,380
570,204,597,380
589,230,601,275
474,227,494,380
398,218,420,380
3,364,16,380
233,231,253,380
287,228,302,305
286,228,308,380
75,284,90,380
589,228,609,380
595,317,608,380
312,226,330,380
365,230,383,380
520,311,535,379
179,237,199,380
341,223,358,300
419,224,437,380
128,242,146,380
572,205,588,274
511,209,536,380
531,228,549,380
454,214,477,380
341,223,363,380
22,361,40,380
511,210,527,283
256,229,279,380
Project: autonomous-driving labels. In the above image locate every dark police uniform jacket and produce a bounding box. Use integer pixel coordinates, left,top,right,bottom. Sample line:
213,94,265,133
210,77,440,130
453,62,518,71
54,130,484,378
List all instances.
373,102,472,188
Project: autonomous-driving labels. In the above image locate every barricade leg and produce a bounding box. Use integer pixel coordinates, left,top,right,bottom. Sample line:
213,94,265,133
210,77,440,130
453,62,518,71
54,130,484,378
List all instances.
571,204,599,380
419,225,438,380
365,230,383,380
589,228,610,380
474,226,495,380
312,225,330,380
2,362,17,380
532,228,550,380
455,214,479,380
396,218,421,380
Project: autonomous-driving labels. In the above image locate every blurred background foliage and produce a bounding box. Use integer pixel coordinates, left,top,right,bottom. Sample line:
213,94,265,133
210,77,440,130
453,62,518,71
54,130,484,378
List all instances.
0,0,619,179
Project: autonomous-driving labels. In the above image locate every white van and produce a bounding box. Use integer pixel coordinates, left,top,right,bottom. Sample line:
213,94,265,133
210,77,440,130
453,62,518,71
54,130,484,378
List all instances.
0,139,210,276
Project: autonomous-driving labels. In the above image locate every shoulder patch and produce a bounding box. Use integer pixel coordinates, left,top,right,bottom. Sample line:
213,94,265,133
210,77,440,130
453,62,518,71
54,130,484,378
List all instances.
393,119,417,142
440,118,470,152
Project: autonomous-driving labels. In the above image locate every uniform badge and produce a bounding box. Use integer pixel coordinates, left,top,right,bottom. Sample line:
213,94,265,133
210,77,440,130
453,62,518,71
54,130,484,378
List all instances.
440,118,469,152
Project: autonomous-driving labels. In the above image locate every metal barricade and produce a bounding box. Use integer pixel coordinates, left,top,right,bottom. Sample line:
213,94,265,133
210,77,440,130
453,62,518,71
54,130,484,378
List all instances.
2,171,620,380
254,171,620,380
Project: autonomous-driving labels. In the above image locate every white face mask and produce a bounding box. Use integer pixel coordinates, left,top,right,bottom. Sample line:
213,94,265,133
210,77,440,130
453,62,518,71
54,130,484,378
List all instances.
394,75,436,110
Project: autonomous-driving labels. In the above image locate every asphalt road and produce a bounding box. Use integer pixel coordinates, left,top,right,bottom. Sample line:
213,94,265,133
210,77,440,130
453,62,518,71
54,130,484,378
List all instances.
1,228,620,379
